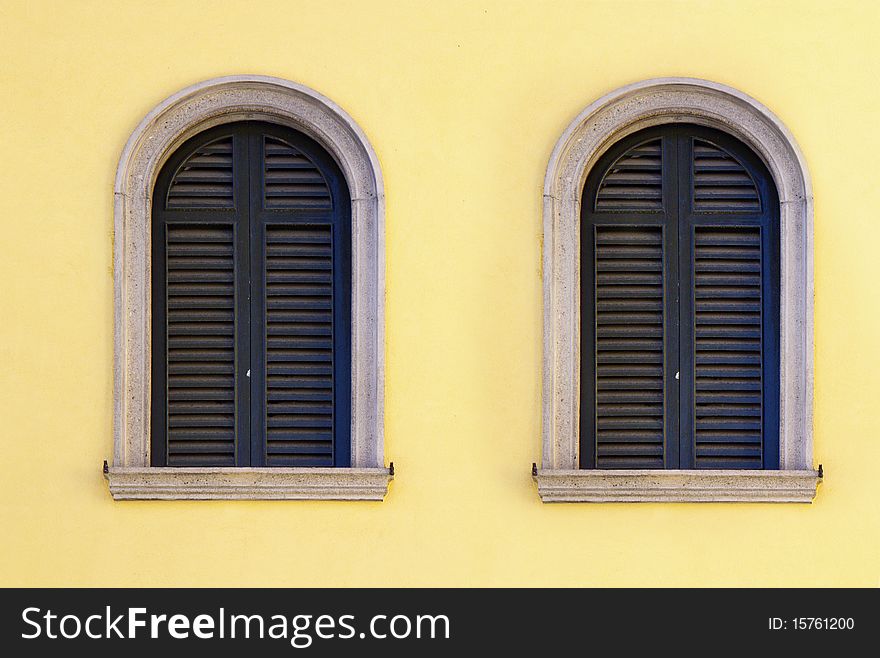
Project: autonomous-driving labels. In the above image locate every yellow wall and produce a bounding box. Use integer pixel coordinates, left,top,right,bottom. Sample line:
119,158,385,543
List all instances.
1,0,878,587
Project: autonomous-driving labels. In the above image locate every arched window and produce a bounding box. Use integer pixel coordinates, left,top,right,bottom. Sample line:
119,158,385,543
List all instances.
151,122,351,468
536,79,819,502
581,125,779,470
106,76,389,500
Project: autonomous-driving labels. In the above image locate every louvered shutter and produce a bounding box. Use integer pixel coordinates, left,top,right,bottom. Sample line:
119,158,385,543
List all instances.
690,226,763,468
692,140,761,212
262,224,335,466
582,125,779,470
593,225,667,468
581,132,678,470
264,137,333,210
595,139,663,212
162,224,237,465
166,137,235,209
152,122,351,468
253,133,349,466
152,129,244,467
683,135,779,469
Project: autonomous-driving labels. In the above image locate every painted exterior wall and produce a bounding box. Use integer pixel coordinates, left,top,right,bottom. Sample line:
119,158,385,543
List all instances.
0,0,878,586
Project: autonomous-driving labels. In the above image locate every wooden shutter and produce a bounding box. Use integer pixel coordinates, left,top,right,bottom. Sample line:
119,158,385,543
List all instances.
162,224,237,465
581,131,679,470
152,127,246,468
166,137,235,209
690,226,764,468
593,225,666,468
582,125,779,470
262,224,335,466
595,139,663,212
251,131,350,467
692,139,761,213
152,123,351,468
263,137,333,210
682,133,779,470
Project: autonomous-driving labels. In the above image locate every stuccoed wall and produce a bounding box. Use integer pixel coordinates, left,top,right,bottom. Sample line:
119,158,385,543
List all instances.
0,0,878,586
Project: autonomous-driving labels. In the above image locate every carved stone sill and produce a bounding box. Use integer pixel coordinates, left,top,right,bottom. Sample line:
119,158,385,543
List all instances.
105,467,393,501
534,469,820,503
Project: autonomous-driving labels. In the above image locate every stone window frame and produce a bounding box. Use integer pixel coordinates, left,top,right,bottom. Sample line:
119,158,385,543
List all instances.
106,75,390,500
536,78,820,502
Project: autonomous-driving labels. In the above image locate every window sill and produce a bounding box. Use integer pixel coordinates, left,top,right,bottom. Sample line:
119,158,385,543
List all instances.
105,467,393,501
533,469,821,503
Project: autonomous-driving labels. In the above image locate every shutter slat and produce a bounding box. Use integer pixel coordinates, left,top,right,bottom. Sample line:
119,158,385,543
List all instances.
263,137,332,210
264,224,335,466
595,140,663,211
594,226,665,468
693,226,763,468
165,224,236,466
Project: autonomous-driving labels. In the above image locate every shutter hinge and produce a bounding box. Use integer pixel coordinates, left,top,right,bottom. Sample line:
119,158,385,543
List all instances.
818,464,824,479
388,461,395,477
531,462,538,477
102,460,109,477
